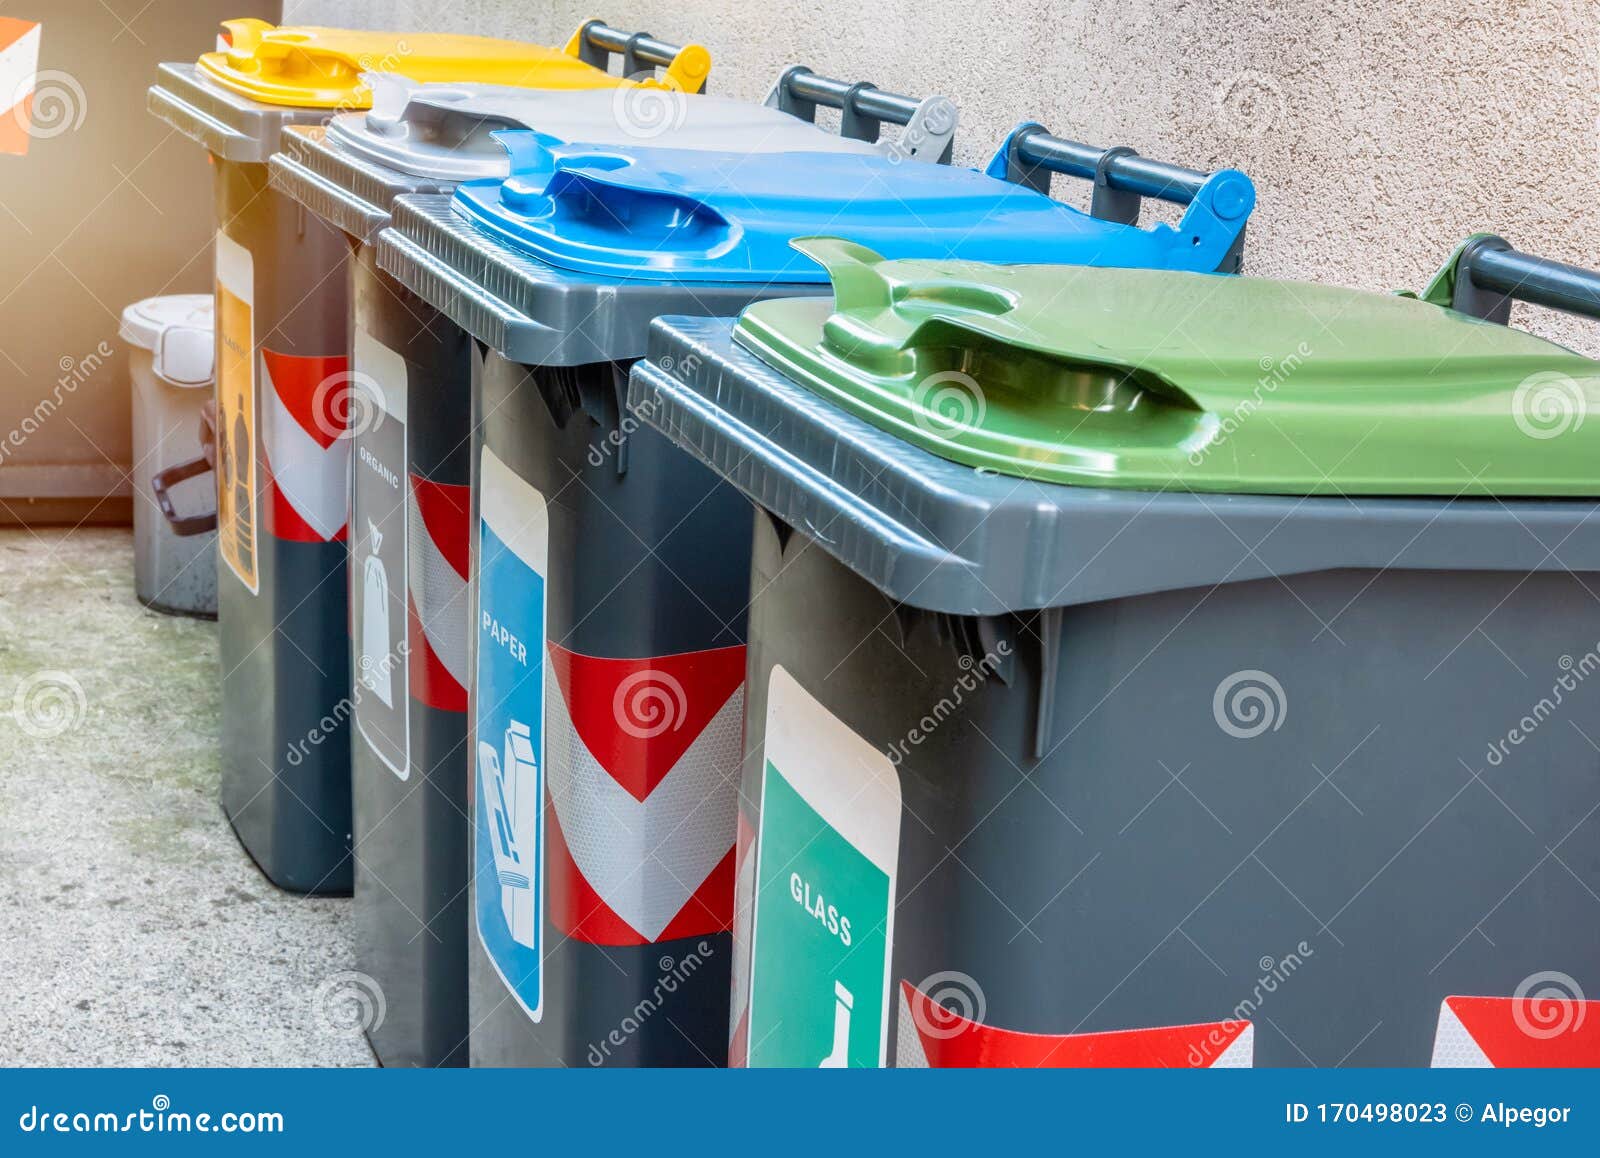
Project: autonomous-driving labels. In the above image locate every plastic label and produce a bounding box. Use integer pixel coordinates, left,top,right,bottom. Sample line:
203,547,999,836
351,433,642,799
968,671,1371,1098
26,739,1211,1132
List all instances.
747,666,901,1067
214,232,258,595
351,328,409,779
473,446,548,1023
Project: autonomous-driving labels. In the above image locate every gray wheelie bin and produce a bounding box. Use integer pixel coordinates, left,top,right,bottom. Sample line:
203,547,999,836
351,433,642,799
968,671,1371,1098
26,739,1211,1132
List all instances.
148,17,692,897
376,115,1255,1066
630,236,1600,1068
264,53,942,1067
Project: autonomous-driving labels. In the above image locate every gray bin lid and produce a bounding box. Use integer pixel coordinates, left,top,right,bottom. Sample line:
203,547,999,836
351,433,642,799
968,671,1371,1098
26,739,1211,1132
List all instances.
629,316,1600,616
148,62,328,164
269,126,450,246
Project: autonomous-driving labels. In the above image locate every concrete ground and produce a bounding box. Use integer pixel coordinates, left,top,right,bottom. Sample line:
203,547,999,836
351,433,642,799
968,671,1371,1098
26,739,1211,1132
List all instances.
0,527,374,1066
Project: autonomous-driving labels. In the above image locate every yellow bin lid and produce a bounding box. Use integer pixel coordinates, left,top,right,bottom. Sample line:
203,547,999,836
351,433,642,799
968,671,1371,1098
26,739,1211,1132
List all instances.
198,18,710,109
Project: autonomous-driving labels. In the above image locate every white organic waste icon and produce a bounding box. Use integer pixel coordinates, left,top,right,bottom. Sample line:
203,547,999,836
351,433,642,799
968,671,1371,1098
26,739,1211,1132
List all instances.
818,981,854,1068
478,720,539,948
360,519,392,707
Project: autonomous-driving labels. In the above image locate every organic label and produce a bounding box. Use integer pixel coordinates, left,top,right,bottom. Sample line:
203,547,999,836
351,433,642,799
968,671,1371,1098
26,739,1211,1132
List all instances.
473,446,548,1022
747,666,901,1067
214,232,257,594
351,329,409,778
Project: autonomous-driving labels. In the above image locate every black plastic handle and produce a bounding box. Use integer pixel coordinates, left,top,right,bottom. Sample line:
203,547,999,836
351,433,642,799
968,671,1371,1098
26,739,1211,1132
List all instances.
151,455,217,538
770,66,956,161
1451,235,1600,325
1001,124,1210,220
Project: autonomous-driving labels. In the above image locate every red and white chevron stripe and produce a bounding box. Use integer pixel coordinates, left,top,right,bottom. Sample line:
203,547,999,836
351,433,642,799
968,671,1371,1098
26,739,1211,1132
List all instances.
1432,995,1599,1067
895,981,1254,1068
542,644,746,945
407,475,470,712
0,17,40,158
261,349,350,543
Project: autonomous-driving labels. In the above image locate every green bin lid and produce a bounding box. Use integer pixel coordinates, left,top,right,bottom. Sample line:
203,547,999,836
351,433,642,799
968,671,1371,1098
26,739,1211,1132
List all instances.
732,237,1600,496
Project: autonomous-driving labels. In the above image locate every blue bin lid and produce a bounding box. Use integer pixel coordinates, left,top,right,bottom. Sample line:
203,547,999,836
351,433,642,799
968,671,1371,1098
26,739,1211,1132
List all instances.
449,128,1256,283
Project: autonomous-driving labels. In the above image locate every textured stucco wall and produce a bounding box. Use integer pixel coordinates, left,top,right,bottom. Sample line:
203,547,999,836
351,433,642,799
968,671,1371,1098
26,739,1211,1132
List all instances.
285,0,1600,352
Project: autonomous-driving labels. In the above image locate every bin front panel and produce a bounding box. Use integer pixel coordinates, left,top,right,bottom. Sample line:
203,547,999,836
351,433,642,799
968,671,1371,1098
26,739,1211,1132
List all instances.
466,350,746,1066
735,524,1600,1067
348,250,473,1066
213,157,352,895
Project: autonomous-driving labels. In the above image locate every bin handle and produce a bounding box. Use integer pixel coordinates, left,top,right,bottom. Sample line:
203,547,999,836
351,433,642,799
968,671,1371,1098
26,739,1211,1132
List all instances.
564,20,710,94
763,66,957,164
1422,234,1600,325
151,456,218,538
985,123,1255,272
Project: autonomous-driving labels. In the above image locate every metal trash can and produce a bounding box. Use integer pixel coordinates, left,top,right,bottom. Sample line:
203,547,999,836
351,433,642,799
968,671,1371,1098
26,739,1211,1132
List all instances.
148,17,703,896
630,236,1600,1068
376,120,1255,1066
122,294,218,618
264,31,744,1070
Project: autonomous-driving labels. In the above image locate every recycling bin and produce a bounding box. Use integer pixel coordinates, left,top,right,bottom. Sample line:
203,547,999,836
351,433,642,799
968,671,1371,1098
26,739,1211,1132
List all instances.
266,59,962,1067
148,18,705,896
122,294,218,618
629,235,1600,1068
376,115,1255,1066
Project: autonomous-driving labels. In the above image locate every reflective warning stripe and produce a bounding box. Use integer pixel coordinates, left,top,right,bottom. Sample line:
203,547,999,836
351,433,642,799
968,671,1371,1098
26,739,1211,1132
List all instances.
543,643,745,944
407,475,469,710
1431,996,1599,1068
0,18,41,157
260,349,350,543
894,981,1254,1068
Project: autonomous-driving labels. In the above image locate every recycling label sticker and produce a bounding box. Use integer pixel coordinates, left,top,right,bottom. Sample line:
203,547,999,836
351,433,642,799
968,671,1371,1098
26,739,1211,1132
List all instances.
747,666,902,1067
214,232,257,595
473,446,548,1023
351,328,409,779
